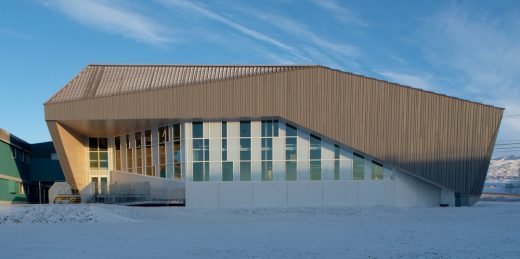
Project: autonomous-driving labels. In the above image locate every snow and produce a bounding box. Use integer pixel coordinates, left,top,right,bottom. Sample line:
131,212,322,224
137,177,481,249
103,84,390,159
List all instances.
1,202,520,258
487,155,520,182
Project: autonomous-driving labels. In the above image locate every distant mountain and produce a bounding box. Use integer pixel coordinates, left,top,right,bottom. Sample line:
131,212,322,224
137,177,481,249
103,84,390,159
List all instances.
487,155,520,182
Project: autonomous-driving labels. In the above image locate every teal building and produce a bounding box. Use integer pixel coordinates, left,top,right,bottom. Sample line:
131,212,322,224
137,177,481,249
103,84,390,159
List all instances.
0,128,64,204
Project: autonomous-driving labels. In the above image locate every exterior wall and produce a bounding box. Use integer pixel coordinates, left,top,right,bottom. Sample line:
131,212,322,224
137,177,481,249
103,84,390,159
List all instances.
186,171,442,208
44,66,503,198
183,119,445,207
0,137,30,203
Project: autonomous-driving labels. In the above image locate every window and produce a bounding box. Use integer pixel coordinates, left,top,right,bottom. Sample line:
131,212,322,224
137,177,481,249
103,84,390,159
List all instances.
192,122,203,138
135,132,142,174
372,161,384,180
158,127,168,178
261,120,279,137
222,139,228,161
126,134,133,173
310,161,321,180
114,136,121,171
222,161,233,181
18,182,24,194
310,134,321,160
145,130,154,176
192,124,209,181
159,126,169,143
222,122,227,138
173,124,182,180
285,138,297,160
261,138,272,161
240,138,251,161
286,123,297,137
193,162,209,181
89,138,109,170
261,161,273,181
353,153,365,180
240,161,251,181
334,144,340,180
240,121,251,138
310,133,322,181
286,161,297,181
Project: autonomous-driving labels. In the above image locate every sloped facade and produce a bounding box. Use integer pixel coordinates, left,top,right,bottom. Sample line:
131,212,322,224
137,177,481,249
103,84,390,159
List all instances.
44,65,503,206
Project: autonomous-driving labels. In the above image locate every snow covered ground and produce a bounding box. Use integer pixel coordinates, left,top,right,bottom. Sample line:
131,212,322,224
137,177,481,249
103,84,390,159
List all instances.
1,202,520,258
487,155,520,182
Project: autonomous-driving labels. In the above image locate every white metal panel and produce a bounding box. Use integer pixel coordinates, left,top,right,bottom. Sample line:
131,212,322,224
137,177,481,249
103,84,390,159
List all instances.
208,122,221,139
251,121,261,138
321,140,335,180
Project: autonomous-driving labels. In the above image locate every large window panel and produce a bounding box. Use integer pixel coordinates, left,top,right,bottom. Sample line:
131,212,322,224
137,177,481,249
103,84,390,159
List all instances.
222,161,233,181
240,161,251,181
240,138,251,161
114,137,121,171
89,138,109,170
285,138,297,160
372,161,384,180
192,122,203,138
286,161,297,181
261,161,273,181
310,160,321,180
310,134,321,160
353,153,365,180
286,123,297,137
240,121,251,138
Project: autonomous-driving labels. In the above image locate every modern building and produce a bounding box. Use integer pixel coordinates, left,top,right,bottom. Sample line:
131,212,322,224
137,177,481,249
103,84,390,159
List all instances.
44,65,503,207
0,128,65,204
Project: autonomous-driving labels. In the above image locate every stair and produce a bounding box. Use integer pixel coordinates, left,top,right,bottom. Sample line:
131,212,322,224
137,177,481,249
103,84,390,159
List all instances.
53,194,82,204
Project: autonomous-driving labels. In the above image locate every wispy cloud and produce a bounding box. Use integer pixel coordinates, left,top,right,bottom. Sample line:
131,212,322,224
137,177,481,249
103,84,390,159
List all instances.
159,0,299,54
0,27,31,40
421,3,520,140
43,0,172,46
309,0,367,26
218,3,361,69
376,70,436,91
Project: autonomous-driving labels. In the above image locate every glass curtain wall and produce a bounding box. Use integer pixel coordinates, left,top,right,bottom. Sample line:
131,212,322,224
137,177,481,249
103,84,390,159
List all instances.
285,123,297,180
173,124,182,180
89,138,109,170
193,122,209,181
114,137,121,171
158,126,168,178
353,153,365,180
145,130,154,176
240,121,251,181
126,134,133,173
135,132,143,174
261,120,277,181
221,122,233,181
310,134,321,180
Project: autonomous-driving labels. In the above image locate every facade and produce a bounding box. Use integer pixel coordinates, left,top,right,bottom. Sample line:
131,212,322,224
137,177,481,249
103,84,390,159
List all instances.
44,65,503,207
0,128,65,204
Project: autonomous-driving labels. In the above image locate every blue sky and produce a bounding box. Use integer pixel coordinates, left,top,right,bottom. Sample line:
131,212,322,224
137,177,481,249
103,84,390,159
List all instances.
1,0,519,157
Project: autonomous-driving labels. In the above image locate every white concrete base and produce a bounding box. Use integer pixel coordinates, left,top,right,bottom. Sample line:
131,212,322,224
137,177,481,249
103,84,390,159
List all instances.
186,170,447,207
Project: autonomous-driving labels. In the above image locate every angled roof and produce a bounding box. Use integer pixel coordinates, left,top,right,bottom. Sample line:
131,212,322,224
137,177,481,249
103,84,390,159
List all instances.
47,64,313,104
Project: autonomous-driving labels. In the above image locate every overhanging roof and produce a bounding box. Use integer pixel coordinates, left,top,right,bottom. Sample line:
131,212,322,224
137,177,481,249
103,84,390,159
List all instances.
46,64,314,104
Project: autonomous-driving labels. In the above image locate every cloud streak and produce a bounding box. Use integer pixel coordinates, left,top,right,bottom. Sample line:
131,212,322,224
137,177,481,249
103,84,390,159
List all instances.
309,0,367,26
159,0,298,54
44,0,172,46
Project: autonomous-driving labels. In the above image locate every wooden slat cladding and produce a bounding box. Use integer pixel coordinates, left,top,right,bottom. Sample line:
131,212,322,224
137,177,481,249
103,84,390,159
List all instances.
45,66,503,196
47,121,88,190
